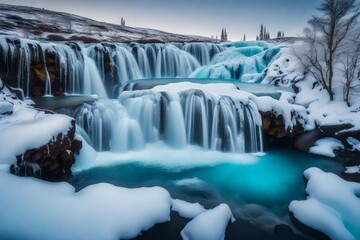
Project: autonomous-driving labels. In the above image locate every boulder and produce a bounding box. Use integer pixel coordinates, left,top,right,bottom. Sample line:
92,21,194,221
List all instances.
294,129,322,153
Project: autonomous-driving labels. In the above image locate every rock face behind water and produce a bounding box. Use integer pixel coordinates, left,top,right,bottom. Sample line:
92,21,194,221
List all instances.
10,120,82,181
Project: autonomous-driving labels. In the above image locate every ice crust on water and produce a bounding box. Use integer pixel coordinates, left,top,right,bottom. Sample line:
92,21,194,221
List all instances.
289,167,360,240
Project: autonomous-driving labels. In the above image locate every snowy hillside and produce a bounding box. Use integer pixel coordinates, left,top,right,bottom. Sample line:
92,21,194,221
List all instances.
0,4,211,43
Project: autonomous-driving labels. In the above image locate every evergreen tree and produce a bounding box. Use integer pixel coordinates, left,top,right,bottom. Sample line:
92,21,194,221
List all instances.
264,26,267,39
243,34,246,41
260,24,264,40
282,31,285,37
224,28,228,41
121,17,126,26
277,31,282,38
221,29,224,41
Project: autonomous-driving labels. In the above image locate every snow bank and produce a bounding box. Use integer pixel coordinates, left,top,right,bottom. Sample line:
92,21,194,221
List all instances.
309,138,344,158
289,167,360,240
171,199,206,219
0,82,73,164
181,204,235,240
294,70,360,134
0,170,172,240
262,48,305,86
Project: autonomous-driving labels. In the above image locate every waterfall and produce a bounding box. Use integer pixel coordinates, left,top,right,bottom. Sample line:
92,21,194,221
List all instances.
0,36,224,97
73,85,263,153
0,36,267,154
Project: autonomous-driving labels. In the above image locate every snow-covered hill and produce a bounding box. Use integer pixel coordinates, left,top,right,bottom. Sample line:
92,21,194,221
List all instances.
0,4,211,43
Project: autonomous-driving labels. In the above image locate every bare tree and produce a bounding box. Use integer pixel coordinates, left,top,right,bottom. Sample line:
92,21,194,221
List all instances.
341,29,360,106
304,0,360,101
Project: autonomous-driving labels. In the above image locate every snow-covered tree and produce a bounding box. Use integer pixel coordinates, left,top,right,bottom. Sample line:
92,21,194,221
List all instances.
304,0,360,101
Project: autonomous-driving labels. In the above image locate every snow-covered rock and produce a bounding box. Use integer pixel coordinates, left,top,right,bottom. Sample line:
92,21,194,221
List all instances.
181,204,235,240
0,80,81,180
171,199,206,219
0,101,13,115
0,170,172,240
289,167,360,240
309,137,344,158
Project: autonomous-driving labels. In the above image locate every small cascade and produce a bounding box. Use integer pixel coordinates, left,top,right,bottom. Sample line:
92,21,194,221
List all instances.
182,42,223,65
73,85,263,153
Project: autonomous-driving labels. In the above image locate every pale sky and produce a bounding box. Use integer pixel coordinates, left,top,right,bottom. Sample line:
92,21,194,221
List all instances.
0,0,323,40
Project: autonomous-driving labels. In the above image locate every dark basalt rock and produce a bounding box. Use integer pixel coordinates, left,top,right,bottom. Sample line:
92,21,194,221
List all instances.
133,211,305,240
10,120,82,181
318,123,360,144
261,111,304,143
289,211,330,240
341,153,360,183
294,129,322,153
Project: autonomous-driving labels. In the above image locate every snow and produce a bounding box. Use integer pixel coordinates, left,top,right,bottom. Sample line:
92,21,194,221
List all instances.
288,42,360,134
181,204,235,240
347,137,360,152
309,138,344,158
171,199,206,219
289,167,360,240
0,101,13,115
0,81,73,164
0,170,172,240
174,177,206,188
262,48,305,87
344,165,360,174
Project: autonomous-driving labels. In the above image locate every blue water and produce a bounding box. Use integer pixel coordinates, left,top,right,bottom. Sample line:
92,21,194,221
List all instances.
69,148,342,225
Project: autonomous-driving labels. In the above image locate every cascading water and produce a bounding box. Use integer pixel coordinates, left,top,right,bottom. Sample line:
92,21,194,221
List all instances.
0,36,272,154
73,84,263,154
0,36,223,97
